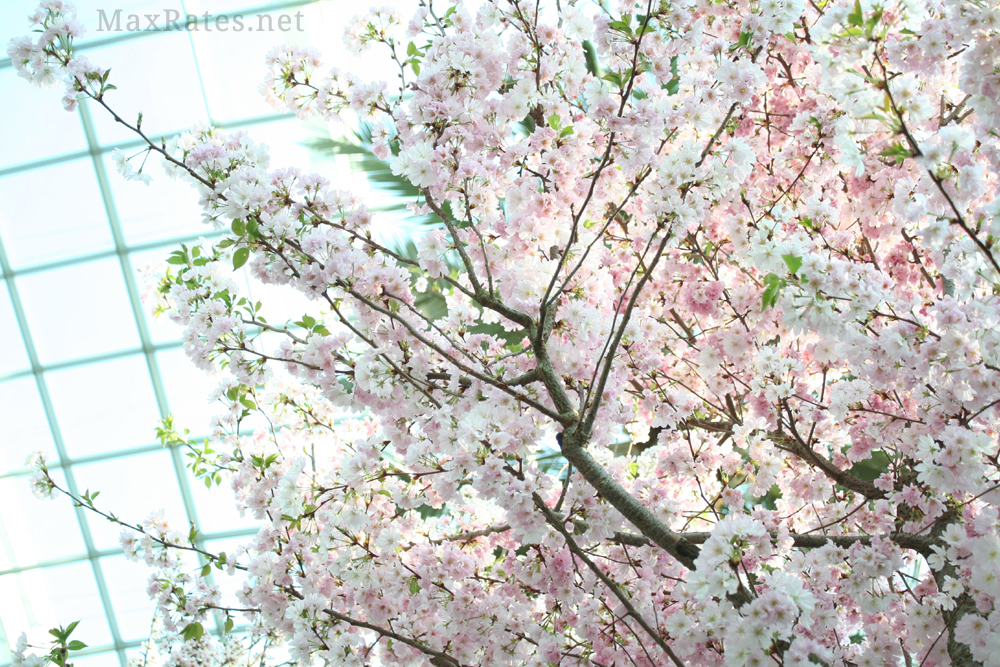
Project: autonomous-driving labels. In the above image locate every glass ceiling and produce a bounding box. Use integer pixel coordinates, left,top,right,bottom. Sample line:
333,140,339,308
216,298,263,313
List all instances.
0,0,414,665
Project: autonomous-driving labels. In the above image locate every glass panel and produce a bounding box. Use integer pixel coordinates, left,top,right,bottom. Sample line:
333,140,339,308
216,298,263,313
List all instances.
72,449,189,551
0,282,30,378
191,11,308,123
184,465,261,535
310,1,408,82
0,469,87,569
234,255,316,328
0,159,113,269
0,561,114,649
84,32,209,145
16,258,140,365
71,652,122,667
0,3,34,35
46,355,161,459
156,348,220,438
126,248,186,345
201,537,254,611
185,0,297,13
237,117,312,171
0,377,56,472
98,555,156,641
0,68,88,170
105,151,206,246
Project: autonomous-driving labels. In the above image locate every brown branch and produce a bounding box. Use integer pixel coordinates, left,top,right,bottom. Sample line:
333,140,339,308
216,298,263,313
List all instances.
531,492,688,667
324,609,467,667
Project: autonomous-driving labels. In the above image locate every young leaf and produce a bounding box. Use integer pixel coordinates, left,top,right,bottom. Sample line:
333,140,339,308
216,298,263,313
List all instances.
182,622,204,642
233,247,250,270
782,254,803,274
847,0,863,26
761,273,786,310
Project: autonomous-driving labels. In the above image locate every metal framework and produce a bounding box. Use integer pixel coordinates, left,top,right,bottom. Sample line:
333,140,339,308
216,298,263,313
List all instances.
0,2,329,665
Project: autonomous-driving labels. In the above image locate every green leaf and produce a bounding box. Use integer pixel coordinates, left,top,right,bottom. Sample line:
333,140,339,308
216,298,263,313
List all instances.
582,40,601,77
406,41,418,56
879,142,912,164
231,219,246,236
182,622,204,642
233,247,250,270
868,6,884,29
67,641,87,651
560,126,575,138
602,71,623,87
848,450,891,481
409,578,421,594
547,114,561,130
761,273,786,310
224,618,234,634
201,563,212,577
782,254,803,274
847,0,863,26
411,60,420,75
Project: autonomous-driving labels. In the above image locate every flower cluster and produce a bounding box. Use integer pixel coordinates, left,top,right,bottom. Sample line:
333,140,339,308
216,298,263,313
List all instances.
25,451,56,500
11,0,1000,665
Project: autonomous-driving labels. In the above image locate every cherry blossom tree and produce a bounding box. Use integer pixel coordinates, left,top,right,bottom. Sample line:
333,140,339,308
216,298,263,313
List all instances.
9,0,1000,666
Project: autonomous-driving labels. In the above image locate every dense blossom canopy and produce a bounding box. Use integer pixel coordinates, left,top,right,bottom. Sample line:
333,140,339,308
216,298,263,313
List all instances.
9,0,1000,666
